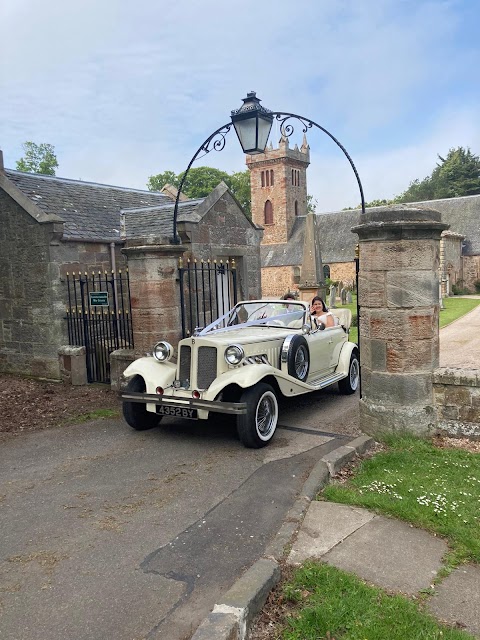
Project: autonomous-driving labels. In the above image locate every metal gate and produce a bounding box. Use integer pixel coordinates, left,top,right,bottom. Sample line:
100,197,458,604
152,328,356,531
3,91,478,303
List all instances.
65,270,134,383
179,258,238,337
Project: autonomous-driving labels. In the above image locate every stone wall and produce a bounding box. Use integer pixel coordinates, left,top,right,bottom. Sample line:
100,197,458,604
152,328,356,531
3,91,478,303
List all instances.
440,232,463,294
0,188,126,380
0,189,64,378
433,368,480,438
261,266,297,298
328,262,356,288
462,255,480,292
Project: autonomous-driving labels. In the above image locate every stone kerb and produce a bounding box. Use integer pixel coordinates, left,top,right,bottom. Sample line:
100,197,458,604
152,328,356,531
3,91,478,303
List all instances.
352,207,449,437
122,240,186,356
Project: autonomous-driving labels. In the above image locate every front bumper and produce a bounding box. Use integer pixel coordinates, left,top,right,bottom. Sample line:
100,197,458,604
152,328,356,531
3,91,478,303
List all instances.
121,391,247,415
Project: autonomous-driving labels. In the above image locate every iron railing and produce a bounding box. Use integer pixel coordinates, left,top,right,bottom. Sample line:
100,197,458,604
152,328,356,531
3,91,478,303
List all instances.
178,258,238,337
65,270,134,383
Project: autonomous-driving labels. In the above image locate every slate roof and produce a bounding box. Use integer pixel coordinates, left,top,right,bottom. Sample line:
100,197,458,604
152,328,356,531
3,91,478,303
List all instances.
121,199,204,238
415,195,480,255
4,169,172,241
314,195,480,260
316,209,361,263
260,216,306,267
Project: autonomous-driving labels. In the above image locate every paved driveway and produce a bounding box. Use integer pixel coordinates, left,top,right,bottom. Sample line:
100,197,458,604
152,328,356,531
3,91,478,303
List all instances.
0,388,359,640
439,298,480,368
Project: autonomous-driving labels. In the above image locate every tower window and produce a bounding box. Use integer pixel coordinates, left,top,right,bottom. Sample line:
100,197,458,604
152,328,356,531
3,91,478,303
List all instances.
264,200,273,225
295,200,298,216
261,169,274,188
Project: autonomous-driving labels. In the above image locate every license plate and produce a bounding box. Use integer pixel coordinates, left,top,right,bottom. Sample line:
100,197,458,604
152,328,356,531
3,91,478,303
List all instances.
157,405,198,419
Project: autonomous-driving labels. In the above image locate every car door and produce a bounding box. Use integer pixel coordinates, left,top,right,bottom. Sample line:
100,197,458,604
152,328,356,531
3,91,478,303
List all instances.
327,326,347,370
306,328,333,379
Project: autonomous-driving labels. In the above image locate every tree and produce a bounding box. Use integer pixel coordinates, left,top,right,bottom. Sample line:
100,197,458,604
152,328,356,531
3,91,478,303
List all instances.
307,194,318,213
346,146,480,209
147,166,252,217
146,170,179,192
16,142,58,176
228,170,251,217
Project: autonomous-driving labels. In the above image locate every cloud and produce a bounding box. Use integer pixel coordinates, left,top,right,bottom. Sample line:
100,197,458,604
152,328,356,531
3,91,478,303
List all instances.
1,0,479,208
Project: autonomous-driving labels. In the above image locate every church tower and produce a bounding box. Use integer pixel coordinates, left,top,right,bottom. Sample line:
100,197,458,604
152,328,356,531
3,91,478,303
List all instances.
246,134,310,244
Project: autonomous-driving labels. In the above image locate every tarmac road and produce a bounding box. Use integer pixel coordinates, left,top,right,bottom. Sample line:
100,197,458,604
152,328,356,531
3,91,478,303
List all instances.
0,387,359,640
439,296,480,368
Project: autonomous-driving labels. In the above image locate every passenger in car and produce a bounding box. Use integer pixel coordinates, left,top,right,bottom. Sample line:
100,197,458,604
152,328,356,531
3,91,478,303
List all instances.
310,296,338,329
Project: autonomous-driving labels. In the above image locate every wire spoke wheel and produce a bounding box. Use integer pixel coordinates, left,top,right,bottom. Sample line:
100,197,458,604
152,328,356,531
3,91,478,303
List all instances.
256,392,277,438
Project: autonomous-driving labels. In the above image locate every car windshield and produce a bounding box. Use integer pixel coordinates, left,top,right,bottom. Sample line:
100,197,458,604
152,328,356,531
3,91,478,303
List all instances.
227,301,305,330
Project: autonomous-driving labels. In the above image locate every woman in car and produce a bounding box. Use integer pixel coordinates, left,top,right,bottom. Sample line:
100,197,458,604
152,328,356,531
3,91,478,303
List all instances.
310,296,338,328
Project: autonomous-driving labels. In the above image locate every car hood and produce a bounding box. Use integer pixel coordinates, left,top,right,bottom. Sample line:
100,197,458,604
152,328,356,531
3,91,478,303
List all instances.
182,326,295,348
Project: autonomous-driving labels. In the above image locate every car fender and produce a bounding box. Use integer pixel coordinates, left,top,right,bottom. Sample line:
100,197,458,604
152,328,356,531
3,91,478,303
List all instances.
204,363,314,401
123,357,176,394
336,342,358,377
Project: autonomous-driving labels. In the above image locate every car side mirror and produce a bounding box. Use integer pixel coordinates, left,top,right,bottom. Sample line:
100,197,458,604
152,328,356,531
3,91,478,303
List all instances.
317,322,326,331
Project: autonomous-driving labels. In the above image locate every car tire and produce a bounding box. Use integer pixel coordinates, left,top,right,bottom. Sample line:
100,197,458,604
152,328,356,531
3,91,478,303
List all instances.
123,375,161,431
338,351,360,395
285,335,310,381
237,383,278,448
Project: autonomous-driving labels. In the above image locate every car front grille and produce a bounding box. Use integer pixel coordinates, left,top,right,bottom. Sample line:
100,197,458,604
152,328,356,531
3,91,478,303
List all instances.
179,345,191,386
197,346,217,389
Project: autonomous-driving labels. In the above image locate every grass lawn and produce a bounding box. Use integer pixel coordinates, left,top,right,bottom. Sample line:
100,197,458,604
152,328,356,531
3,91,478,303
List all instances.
440,296,480,327
335,294,358,344
278,562,474,640
262,436,480,639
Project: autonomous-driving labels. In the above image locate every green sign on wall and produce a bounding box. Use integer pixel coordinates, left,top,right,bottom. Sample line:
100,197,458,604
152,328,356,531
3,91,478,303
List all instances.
89,291,109,307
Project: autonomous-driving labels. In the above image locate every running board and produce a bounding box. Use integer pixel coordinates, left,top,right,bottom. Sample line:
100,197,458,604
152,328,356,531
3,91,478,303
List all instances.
307,372,345,389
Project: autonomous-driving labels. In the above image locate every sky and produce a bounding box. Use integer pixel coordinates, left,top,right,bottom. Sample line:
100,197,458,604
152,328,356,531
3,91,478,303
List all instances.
1,0,479,212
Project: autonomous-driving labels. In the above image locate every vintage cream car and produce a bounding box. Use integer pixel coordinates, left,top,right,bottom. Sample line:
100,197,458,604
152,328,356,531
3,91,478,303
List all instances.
121,300,359,448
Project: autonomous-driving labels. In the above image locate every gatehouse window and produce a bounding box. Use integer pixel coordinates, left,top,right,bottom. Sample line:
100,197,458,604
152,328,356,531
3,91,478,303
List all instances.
323,265,331,280
264,200,273,225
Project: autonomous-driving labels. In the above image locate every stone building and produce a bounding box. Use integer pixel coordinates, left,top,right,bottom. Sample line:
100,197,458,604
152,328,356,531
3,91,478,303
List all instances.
247,139,480,298
0,151,261,381
246,134,310,297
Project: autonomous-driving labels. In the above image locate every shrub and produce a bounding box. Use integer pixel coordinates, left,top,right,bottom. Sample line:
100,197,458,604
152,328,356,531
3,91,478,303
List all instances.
452,284,470,295
474,280,480,294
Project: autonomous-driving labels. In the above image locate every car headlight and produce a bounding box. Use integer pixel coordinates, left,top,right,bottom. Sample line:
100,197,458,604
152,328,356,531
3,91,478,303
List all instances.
153,341,173,362
224,344,244,365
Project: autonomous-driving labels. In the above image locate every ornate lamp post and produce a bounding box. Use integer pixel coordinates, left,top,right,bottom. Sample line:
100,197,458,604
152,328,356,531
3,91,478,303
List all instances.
171,91,365,244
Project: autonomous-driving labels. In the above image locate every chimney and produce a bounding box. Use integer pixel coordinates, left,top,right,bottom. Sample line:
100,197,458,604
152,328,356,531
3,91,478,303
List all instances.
0,149,4,174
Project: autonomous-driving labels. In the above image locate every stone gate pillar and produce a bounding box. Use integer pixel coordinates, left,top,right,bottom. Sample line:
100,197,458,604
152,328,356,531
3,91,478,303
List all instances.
122,240,186,355
352,207,448,437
